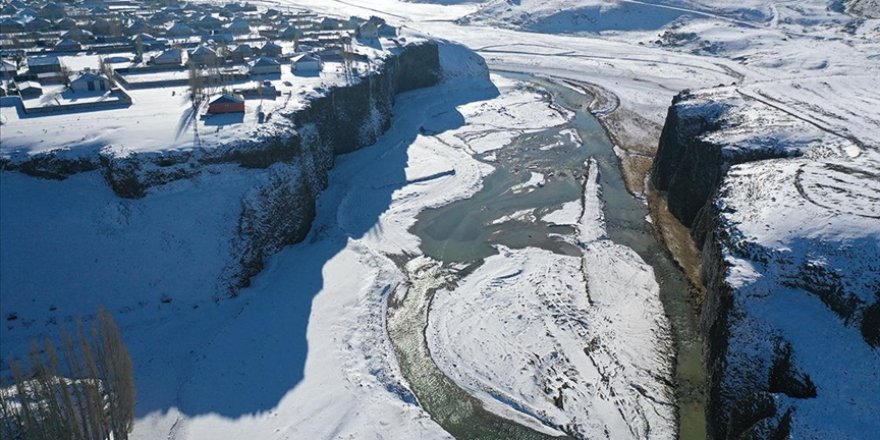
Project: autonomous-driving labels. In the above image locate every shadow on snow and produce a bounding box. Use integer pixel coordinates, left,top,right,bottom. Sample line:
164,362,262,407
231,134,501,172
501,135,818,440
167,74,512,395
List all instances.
130,68,500,420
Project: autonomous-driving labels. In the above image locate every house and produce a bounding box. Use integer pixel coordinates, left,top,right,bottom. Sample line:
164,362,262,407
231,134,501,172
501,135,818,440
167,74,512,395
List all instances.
259,41,282,57
319,17,341,30
226,17,251,35
91,17,121,36
16,80,42,97
27,56,62,74
70,71,110,92
345,16,366,30
148,12,170,26
279,26,303,40
248,56,280,75
0,59,17,79
127,20,152,35
61,28,94,42
166,22,194,37
207,93,244,114
25,17,52,32
152,48,183,66
39,2,66,19
0,18,25,33
291,53,321,73
188,45,218,65
54,38,82,52
132,33,167,51
229,44,253,61
358,17,386,39
198,15,224,30
17,7,39,20
55,17,77,30
206,32,235,44
378,23,396,37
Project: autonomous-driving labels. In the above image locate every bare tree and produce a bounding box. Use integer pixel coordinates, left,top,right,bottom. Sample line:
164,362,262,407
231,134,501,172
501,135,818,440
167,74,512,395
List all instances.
0,309,135,440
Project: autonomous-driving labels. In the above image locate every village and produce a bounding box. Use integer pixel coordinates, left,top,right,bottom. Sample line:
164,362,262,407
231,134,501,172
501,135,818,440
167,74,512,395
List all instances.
0,0,403,153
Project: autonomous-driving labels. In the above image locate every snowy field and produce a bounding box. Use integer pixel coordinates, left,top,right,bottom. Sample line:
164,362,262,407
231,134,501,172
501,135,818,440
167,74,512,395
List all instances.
1,0,878,439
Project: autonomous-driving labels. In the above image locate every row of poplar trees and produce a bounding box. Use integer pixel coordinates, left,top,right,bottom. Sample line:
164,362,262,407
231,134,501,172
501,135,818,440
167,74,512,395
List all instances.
0,309,135,440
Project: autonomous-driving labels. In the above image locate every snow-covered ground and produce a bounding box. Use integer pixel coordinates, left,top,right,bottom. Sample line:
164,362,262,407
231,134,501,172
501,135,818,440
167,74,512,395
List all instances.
710,150,880,437
2,0,878,438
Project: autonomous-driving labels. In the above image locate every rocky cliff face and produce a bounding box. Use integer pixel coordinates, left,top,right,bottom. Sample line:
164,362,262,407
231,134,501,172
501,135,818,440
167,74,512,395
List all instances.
2,42,442,296
651,87,880,439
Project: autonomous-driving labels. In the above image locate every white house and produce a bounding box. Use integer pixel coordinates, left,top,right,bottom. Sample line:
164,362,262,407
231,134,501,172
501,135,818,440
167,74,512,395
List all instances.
291,53,322,73
70,71,110,92
248,56,281,75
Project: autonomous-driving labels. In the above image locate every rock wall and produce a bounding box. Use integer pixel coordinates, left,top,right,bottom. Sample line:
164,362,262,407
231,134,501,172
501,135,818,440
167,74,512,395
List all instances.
651,87,880,439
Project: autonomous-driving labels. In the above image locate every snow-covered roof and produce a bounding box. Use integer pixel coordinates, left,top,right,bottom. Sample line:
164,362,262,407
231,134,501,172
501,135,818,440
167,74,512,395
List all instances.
15,80,42,90
28,56,61,66
250,56,280,67
291,53,320,63
190,45,217,56
131,33,157,42
71,71,109,83
210,93,244,104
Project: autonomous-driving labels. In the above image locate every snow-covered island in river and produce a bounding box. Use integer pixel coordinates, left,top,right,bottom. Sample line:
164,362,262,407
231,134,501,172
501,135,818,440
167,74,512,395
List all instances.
1,1,877,440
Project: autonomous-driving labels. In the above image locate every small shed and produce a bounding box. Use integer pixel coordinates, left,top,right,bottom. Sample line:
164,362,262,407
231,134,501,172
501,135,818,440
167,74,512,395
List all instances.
16,80,42,97
70,71,110,92
27,56,62,74
207,94,244,114
291,53,322,73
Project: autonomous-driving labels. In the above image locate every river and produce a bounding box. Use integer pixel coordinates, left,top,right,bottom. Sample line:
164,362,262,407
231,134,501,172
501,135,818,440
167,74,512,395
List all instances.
388,74,706,439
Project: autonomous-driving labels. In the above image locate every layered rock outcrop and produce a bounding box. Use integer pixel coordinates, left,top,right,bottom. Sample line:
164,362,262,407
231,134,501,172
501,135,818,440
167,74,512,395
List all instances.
651,87,880,439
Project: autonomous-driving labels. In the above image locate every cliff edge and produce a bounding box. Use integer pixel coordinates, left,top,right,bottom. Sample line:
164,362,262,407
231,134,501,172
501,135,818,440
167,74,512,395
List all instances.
650,87,880,439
